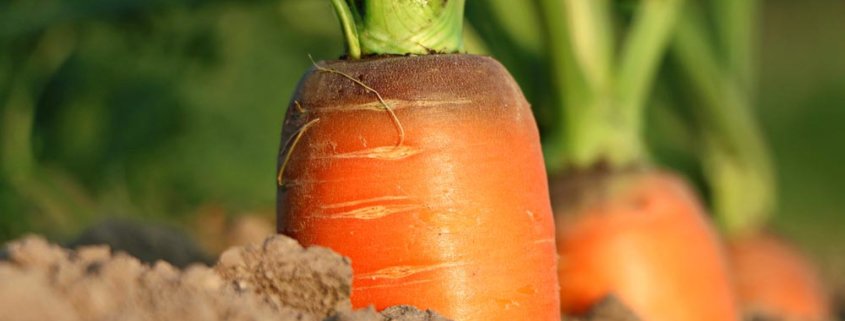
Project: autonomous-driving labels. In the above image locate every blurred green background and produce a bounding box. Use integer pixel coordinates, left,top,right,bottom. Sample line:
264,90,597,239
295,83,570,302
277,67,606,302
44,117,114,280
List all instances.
0,0,843,276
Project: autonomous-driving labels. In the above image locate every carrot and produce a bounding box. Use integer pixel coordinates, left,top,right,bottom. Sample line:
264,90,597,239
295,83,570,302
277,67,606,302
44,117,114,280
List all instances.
671,3,832,321
534,0,741,320
729,232,830,321
276,1,559,320
551,169,739,321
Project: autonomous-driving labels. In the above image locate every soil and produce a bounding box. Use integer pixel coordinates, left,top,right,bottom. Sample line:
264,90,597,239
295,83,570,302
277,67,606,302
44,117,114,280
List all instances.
566,296,641,321
327,306,450,321
215,235,352,318
0,232,661,321
0,234,449,321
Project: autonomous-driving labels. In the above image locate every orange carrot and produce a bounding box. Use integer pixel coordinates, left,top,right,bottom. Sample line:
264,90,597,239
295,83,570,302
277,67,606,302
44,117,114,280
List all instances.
552,169,740,321
532,0,741,319
276,54,559,319
729,232,831,321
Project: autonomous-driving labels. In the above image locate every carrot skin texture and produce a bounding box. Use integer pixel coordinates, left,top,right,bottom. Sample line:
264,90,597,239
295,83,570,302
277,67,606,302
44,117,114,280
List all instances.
278,55,559,321
553,170,740,321
729,232,831,321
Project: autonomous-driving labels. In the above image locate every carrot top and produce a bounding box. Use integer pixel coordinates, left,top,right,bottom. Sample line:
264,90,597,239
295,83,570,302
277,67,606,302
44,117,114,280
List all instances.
330,0,465,59
670,1,775,236
537,0,684,172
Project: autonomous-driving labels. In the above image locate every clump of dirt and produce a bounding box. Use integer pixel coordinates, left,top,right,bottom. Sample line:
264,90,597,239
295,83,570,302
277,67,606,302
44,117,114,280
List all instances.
216,235,352,318
0,235,303,321
327,306,450,321
568,296,641,321
0,234,451,321
380,306,452,321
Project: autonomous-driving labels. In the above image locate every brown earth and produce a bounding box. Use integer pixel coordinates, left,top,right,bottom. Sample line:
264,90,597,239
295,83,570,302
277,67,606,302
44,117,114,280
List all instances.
0,234,448,321
1,232,653,321
566,296,641,321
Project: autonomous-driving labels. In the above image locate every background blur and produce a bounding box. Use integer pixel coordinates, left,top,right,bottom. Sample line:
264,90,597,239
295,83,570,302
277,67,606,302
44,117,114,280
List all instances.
1,0,843,277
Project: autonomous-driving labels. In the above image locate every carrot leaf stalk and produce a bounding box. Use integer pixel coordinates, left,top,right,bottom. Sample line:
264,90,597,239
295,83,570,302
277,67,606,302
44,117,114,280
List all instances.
539,0,684,172
671,2,774,235
330,0,466,59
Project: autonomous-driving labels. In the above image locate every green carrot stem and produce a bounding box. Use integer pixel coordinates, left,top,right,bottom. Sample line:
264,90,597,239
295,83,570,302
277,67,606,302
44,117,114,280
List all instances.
536,0,590,171
713,0,759,93
540,0,683,172
330,0,465,59
672,5,775,235
615,0,685,148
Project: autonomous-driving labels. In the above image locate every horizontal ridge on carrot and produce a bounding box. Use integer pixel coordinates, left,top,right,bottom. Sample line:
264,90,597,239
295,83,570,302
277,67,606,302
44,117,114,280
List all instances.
276,1,560,320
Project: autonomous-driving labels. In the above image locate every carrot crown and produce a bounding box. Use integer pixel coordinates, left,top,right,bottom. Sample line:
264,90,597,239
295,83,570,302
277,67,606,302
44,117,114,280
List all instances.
330,0,466,59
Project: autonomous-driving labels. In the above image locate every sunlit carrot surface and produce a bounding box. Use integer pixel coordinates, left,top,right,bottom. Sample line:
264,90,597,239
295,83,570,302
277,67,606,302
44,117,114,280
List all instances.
553,170,740,321
730,232,831,321
277,54,559,321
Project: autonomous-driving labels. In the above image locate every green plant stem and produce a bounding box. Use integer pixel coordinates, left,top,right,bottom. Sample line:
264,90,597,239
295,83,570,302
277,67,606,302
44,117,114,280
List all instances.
330,0,465,58
616,0,684,144
330,0,361,59
536,0,579,170
672,5,775,235
564,0,614,92
540,0,683,172
713,0,759,93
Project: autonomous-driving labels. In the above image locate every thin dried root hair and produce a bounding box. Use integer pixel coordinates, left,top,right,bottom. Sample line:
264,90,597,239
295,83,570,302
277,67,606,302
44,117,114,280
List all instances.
293,100,306,113
308,55,405,147
277,118,321,187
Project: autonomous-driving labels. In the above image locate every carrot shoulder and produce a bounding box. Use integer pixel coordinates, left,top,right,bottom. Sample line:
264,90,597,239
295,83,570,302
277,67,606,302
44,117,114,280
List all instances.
277,54,559,321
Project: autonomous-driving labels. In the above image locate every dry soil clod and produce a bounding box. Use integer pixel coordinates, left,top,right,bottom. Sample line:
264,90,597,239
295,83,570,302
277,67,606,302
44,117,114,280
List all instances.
568,295,642,321
0,233,454,321
215,234,353,319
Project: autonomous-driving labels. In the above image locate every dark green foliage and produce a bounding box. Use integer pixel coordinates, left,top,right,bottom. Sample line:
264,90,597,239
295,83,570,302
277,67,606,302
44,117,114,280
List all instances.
0,0,341,242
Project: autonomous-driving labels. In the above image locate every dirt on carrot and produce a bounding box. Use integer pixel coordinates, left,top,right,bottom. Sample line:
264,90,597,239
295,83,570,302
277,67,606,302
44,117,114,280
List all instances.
328,306,452,321
0,234,451,321
567,296,641,321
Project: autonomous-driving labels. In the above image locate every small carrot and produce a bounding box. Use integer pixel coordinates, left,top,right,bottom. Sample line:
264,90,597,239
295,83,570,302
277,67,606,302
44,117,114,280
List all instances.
551,169,740,321
729,232,830,321
276,1,560,320
534,0,741,320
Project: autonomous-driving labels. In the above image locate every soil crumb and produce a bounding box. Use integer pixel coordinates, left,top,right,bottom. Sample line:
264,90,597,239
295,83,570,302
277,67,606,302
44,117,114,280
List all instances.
568,295,641,321
0,234,453,321
327,306,450,321
381,305,452,321
215,235,352,318
0,235,304,321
